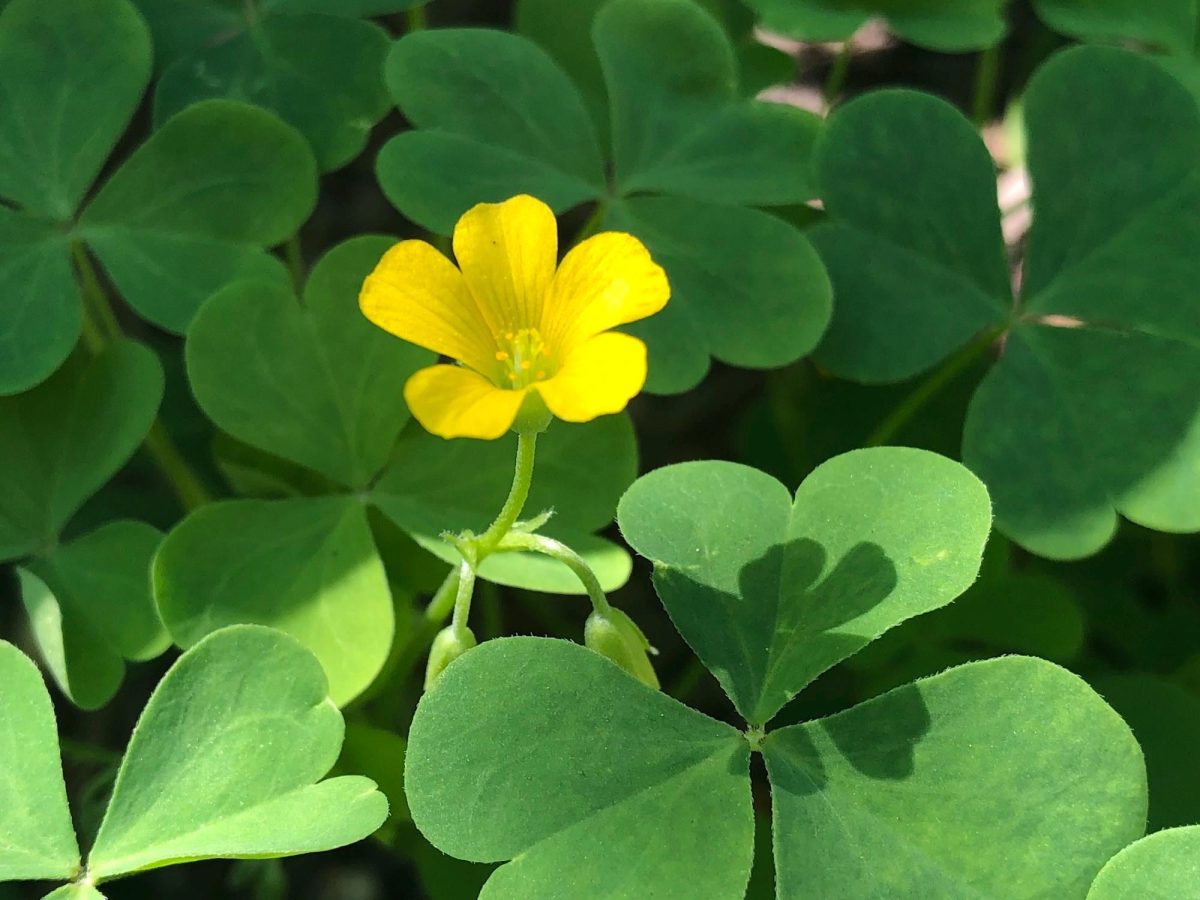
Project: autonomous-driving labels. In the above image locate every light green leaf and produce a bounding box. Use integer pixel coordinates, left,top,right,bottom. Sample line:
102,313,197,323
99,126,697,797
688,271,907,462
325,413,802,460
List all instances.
378,28,604,234
1034,0,1195,55
187,237,432,489
406,637,754,899
0,341,163,560
608,195,832,393
20,521,168,709
812,46,1200,559
372,417,637,594
0,209,78,395
153,15,391,171
743,0,1008,51
0,641,80,881
335,723,409,833
87,625,388,881
78,99,317,333
42,885,106,900
0,0,150,219
1087,826,1200,900
765,657,1147,898
154,497,393,706
619,449,991,725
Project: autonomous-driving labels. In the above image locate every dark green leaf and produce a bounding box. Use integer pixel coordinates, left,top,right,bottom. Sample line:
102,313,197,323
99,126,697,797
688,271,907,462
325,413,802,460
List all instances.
78,100,316,333
0,0,150,219
1033,0,1195,55
153,16,391,171
187,237,432,489
0,210,78,395
0,341,163,560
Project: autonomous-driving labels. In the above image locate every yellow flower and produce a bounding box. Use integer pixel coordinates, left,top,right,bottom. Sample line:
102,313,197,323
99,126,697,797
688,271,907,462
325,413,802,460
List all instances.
359,195,670,440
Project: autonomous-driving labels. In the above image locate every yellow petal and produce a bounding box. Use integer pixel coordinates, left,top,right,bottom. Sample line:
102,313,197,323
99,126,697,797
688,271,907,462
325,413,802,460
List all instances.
405,364,527,440
541,231,669,352
533,332,647,422
360,240,496,374
452,195,557,335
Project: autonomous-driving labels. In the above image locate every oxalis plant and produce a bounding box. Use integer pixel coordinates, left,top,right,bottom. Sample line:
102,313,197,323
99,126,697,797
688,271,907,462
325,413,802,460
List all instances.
3,0,1200,898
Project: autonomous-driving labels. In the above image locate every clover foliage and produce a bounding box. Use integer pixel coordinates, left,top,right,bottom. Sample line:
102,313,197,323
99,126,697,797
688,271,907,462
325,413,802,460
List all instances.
2,0,1197,898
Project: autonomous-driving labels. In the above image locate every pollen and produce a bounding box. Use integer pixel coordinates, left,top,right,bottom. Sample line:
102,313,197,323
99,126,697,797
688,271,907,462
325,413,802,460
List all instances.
495,327,554,389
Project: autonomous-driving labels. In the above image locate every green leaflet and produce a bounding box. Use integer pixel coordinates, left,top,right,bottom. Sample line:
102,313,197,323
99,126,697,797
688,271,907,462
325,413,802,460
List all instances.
741,0,1008,51
186,237,432,490
0,342,163,560
0,628,386,893
1033,0,1196,55
811,46,1200,558
406,639,1149,899
87,626,388,880
1087,827,1200,899
764,657,1146,898
406,638,755,899
154,497,393,706
0,0,317,392
20,521,169,710
377,0,829,394
0,642,80,882
618,448,992,725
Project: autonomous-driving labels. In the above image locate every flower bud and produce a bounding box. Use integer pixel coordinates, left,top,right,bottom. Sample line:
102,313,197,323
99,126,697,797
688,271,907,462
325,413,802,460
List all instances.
584,607,659,689
424,625,477,690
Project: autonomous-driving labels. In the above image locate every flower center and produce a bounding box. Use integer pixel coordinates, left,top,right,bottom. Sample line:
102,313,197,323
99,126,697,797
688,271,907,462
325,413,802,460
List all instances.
494,328,554,389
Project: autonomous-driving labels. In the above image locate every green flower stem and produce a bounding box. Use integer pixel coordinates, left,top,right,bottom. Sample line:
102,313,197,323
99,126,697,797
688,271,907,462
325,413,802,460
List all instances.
866,326,1003,448
406,2,427,31
449,560,476,639
500,531,613,617
971,44,1002,127
71,242,214,512
823,41,853,108
284,234,305,293
424,565,462,624
476,431,538,552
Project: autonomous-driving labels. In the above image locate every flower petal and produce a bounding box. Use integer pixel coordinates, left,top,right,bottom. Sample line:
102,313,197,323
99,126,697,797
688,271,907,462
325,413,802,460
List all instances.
541,231,669,351
361,240,496,373
534,332,647,422
405,364,526,440
453,195,557,335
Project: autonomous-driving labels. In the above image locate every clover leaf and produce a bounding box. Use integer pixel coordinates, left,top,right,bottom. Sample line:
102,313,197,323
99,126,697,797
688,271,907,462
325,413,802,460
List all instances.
740,0,1008,52
406,638,756,900
407,642,1146,899
618,449,992,725
0,341,168,708
0,0,316,395
1032,0,1196,55
0,626,387,897
406,449,1148,898
159,237,637,703
810,45,1200,559
1087,827,1200,899
377,0,830,393
0,641,79,882
137,0,416,170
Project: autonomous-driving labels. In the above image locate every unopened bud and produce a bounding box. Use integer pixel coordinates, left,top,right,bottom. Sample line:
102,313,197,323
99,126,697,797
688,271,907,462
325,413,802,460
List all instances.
424,625,477,690
584,608,659,689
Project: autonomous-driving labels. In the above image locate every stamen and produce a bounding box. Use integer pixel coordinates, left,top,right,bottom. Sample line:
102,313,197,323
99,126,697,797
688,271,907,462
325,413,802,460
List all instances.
494,327,555,389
